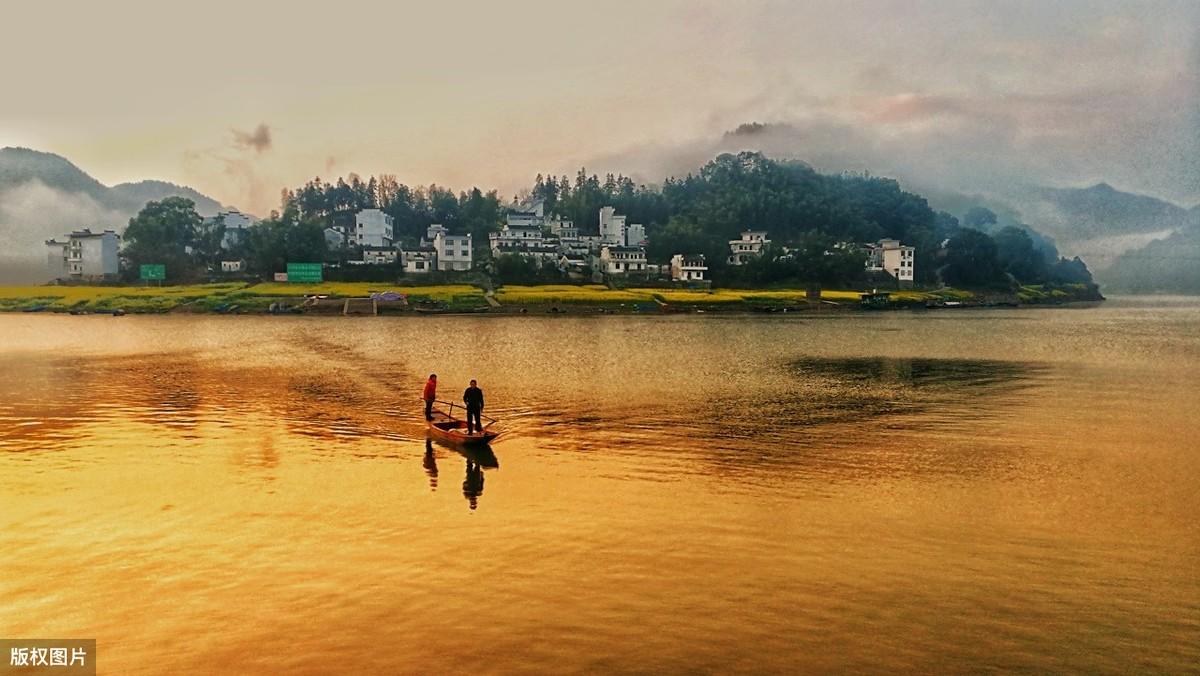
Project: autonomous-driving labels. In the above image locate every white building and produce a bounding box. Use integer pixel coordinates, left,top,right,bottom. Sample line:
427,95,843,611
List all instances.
45,229,120,281
220,260,245,273
596,245,648,275
434,232,473,271
490,224,544,254
728,231,770,265
865,239,915,285
598,206,628,246
362,246,399,265
670,254,708,282
204,210,257,250
403,248,437,274
505,211,541,228
423,223,448,245
548,216,577,239
355,209,394,248
626,223,646,247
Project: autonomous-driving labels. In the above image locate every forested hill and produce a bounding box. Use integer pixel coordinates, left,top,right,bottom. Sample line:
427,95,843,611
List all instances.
279,151,1088,289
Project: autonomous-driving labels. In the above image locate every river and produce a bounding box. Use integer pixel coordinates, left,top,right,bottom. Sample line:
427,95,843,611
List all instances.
2,297,1198,673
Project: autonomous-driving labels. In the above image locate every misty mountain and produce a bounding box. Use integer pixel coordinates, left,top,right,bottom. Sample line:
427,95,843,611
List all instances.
1015,183,1193,239
109,180,223,216
0,147,226,283
1102,221,1200,294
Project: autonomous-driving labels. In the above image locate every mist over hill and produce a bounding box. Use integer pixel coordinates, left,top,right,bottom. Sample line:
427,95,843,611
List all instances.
0,147,225,283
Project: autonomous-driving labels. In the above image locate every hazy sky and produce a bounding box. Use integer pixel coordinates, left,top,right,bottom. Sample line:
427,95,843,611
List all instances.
2,0,1196,213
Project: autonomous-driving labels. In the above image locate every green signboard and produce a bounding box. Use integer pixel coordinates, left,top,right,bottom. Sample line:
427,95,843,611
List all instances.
286,262,323,283
139,264,166,281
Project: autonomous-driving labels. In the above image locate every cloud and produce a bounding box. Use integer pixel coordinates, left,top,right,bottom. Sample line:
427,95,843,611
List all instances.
231,123,272,153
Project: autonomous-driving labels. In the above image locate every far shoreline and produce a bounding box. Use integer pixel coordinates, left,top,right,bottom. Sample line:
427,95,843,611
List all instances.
0,281,1104,316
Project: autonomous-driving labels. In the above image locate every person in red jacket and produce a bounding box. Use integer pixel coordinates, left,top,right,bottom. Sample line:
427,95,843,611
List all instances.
422,374,437,420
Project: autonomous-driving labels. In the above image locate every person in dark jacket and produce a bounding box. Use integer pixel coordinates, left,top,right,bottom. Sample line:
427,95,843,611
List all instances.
422,374,437,420
463,379,484,434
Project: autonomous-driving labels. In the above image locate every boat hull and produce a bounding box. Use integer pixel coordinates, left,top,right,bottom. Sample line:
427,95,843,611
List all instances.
427,415,499,445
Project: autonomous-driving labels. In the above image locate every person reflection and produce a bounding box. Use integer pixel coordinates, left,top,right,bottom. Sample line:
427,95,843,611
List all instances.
423,439,438,491
462,459,485,510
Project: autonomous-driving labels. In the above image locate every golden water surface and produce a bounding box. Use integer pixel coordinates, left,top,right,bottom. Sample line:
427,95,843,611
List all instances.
2,297,1198,673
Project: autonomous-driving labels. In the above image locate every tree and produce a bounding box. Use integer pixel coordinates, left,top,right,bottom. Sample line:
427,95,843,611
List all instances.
122,196,203,281
243,205,327,277
993,226,1046,283
962,206,998,232
942,228,1007,287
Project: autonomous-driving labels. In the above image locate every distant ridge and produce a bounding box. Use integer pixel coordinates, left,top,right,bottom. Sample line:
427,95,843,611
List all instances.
0,147,226,216
0,147,229,283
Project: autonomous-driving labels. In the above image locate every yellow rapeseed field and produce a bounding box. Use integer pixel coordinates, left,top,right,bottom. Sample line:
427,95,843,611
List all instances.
494,285,650,303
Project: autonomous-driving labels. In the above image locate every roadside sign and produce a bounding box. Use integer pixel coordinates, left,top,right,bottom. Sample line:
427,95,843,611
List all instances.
274,272,289,282
286,262,322,283
140,264,166,281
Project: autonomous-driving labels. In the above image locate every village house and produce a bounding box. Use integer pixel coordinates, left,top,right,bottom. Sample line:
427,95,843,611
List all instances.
354,208,394,248
361,246,398,265
45,229,120,281
595,245,648,275
202,209,257,250
433,231,473,271
728,231,770,265
548,216,577,240
597,206,646,248
403,248,436,274
670,254,708,282
220,260,245,273
489,214,545,255
864,239,915,287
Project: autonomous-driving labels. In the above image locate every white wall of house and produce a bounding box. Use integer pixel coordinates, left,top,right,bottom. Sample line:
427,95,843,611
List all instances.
599,206,627,245
362,247,398,265
866,239,915,282
626,223,646,247
670,254,708,281
598,246,647,274
46,229,120,281
404,250,436,274
213,210,256,250
728,231,770,265
434,232,473,271
355,209,394,248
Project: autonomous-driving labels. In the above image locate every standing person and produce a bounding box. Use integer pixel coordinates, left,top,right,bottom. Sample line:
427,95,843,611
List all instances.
463,379,484,434
422,374,437,421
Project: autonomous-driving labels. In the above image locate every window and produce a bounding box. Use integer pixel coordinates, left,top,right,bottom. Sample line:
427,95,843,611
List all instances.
416,262,425,270
460,250,469,257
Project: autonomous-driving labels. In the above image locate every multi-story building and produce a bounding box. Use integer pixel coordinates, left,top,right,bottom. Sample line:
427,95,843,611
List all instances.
864,239,915,286
45,229,120,281
434,232,473,271
202,209,257,250
595,245,648,275
489,223,544,254
670,254,708,282
728,231,770,265
354,209,394,248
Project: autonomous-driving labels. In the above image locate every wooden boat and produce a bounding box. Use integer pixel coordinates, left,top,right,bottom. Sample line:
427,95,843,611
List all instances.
425,400,500,445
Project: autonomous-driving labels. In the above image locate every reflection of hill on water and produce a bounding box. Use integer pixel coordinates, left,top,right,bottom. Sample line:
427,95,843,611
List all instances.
782,356,1044,426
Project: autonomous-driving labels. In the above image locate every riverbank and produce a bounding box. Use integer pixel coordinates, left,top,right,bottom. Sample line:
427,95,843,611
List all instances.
0,282,1103,315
